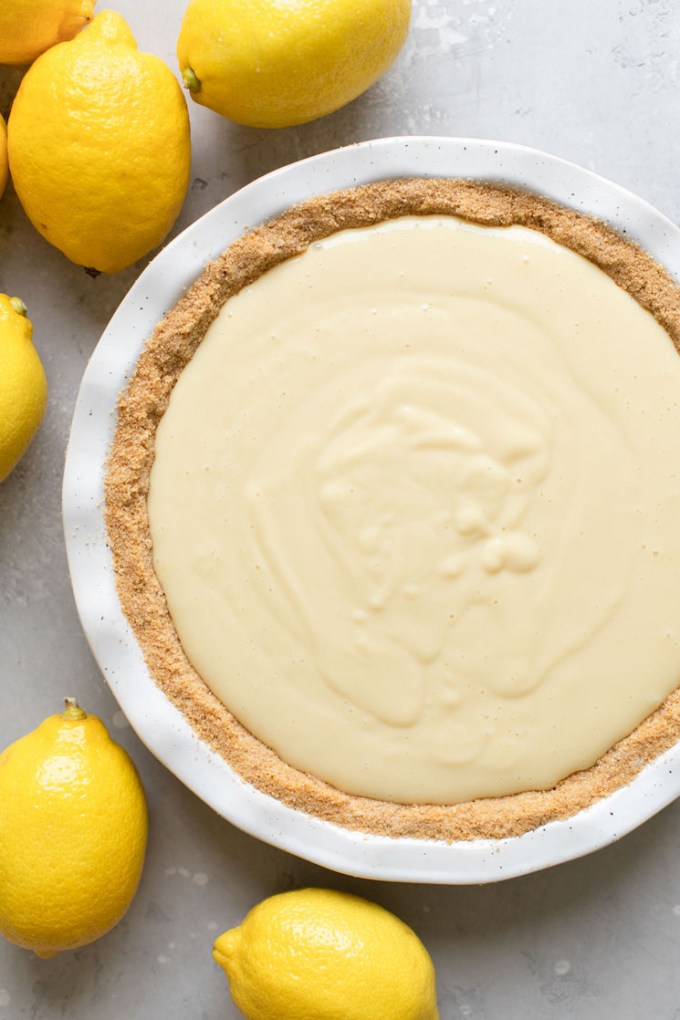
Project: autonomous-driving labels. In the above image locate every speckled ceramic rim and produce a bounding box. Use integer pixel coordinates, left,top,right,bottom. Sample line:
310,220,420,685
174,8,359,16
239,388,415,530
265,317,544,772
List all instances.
63,136,680,884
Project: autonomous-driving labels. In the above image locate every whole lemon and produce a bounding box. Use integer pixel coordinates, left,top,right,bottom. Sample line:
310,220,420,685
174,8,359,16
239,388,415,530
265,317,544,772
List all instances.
0,295,47,483
177,0,412,128
8,11,191,274
0,0,94,66
212,888,439,1020
0,698,147,957
0,115,7,199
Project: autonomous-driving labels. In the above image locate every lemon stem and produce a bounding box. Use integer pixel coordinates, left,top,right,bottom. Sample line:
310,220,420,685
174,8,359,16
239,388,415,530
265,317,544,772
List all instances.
9,297,27,317
62,697,87,721
182,67,201,94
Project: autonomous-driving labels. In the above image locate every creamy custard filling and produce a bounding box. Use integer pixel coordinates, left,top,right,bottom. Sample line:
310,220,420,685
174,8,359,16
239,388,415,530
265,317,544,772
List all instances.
147,216,680,805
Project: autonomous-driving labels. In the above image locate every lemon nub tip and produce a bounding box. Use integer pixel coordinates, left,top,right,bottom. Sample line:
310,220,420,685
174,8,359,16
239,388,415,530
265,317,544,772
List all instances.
9,296,27,317
212,946,229,968
182,68,201,94
213,928,238,969
62,697,87,721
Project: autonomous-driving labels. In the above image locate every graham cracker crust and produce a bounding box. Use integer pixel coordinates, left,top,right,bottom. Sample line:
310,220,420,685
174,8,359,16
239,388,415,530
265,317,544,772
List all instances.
105,178,680,842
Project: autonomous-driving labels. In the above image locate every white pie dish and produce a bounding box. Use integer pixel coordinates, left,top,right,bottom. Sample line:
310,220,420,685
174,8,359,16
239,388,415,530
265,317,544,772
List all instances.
63,135,680,884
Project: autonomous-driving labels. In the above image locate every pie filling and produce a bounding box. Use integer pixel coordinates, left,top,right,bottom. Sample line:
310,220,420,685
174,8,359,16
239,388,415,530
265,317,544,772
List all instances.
147,215,680,805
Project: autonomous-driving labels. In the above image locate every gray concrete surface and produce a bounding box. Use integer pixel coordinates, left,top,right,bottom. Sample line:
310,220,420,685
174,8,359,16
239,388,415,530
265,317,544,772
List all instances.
2,1,680,1016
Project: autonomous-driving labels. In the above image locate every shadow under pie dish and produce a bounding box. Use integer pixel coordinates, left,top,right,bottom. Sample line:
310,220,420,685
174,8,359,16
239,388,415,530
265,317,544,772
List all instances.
102,168,680,849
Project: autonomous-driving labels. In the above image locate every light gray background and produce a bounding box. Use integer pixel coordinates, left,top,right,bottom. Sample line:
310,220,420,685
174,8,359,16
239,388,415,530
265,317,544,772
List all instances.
2,1,680,1016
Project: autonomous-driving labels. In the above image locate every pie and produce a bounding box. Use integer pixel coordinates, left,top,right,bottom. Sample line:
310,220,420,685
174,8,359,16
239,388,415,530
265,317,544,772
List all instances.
105,178,680,841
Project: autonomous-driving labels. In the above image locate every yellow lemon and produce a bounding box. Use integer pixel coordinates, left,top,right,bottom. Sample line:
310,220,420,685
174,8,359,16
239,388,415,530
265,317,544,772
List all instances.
213,888,439,1020
8,11,191,274
0,115,7,199
0,0,94,66
0,295,47,483
177,0,412,128
0,698,147,957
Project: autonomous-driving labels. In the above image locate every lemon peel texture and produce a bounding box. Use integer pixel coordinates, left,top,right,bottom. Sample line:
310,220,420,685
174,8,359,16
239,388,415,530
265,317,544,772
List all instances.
8,10,191,273
0,0,94,66
177,0,411,128
213,887,439,1020
0,116,8,199
0,294,47,483
0,697,147,956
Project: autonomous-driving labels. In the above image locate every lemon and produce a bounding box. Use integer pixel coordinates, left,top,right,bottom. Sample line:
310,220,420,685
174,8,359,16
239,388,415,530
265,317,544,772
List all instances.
0,698,147,957
0,295,47,483
177,0,412,128
0,116,7,199
8,11,191,274
0,0,94,66
213,888,439,1020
